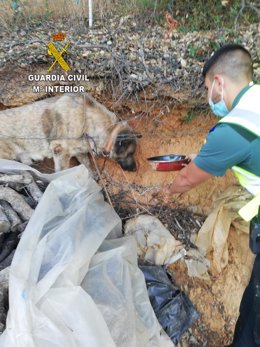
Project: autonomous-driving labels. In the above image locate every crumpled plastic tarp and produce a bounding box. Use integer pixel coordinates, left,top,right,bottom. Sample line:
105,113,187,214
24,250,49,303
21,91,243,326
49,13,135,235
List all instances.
0,160,174,347
195,185,251,274
140,265,200,345
124,215,184,265
82,237,174,347
184,248,211,279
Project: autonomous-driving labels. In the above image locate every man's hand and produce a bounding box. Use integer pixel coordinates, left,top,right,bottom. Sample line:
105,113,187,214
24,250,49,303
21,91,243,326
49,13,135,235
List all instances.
161,161,213,195
185,153,197,161
181,154,197,168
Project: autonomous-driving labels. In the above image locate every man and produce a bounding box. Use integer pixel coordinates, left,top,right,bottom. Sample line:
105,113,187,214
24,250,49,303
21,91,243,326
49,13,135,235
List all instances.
163,44,260,346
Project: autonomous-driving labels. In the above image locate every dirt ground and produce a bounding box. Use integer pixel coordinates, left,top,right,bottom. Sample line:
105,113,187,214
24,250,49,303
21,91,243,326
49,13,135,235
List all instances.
0,87,254,346
102,99,237,212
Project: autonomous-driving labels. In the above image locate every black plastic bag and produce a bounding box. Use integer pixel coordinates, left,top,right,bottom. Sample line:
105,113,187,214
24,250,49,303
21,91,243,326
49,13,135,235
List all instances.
140,265,200,345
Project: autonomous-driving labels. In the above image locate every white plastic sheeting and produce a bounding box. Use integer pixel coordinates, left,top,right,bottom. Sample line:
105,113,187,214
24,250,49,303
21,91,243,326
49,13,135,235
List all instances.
124,215,184,265
82,237,173,346
0,160,173,347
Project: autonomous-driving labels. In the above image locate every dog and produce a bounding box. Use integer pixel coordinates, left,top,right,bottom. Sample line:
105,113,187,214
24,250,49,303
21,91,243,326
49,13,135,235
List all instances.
0,93,138,172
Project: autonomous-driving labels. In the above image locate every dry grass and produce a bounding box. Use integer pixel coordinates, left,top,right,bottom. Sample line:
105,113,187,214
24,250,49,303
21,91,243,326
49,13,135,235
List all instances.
1,0,258,32
1,0,85,27
0,0,139,29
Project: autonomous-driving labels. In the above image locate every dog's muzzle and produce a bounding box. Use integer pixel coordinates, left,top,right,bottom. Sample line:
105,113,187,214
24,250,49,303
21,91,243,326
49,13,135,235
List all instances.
117,158,137,172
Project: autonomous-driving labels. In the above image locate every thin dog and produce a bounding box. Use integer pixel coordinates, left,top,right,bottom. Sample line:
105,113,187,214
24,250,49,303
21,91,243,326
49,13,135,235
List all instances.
0,93,138,172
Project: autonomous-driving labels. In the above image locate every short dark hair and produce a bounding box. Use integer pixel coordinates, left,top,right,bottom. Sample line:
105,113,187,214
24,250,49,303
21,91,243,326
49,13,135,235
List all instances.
203,44,253,81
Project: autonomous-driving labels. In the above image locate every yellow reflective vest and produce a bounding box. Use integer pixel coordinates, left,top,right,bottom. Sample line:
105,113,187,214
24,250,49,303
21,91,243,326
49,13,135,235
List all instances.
218,84,260,221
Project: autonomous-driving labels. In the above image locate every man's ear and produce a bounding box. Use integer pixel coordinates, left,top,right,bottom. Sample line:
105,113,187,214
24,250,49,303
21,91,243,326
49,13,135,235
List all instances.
214,74,224,87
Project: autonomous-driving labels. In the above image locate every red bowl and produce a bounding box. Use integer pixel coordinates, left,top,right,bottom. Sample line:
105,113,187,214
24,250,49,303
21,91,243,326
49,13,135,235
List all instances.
147,154,190,171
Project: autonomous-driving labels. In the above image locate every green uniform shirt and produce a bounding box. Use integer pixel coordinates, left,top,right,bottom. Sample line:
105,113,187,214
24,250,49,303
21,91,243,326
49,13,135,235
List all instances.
194,85,260,177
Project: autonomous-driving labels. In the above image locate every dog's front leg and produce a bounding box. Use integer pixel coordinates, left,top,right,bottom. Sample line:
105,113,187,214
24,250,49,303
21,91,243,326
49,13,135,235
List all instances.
16,152,33,166
50,142,70,172
76,154,92,171
76,153,99,179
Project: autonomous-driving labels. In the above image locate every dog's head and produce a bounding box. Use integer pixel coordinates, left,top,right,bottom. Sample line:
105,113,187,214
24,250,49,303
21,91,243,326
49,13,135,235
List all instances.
107,123,140,172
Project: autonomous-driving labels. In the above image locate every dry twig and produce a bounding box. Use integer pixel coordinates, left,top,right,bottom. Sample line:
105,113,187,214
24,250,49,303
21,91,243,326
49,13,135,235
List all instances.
234,0,260,30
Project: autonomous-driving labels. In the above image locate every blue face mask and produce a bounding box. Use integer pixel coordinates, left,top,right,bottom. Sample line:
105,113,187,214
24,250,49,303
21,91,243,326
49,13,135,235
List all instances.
208,79,229,117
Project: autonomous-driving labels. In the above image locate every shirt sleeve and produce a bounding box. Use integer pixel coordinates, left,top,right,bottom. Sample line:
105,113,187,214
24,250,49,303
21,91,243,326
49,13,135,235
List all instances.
194,124,250,176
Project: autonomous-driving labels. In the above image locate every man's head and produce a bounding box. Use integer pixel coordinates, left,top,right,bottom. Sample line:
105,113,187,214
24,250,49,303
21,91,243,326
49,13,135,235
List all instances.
203,44,253,112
